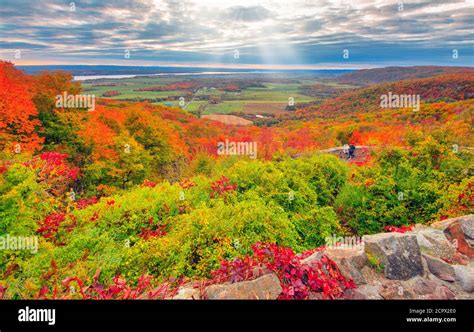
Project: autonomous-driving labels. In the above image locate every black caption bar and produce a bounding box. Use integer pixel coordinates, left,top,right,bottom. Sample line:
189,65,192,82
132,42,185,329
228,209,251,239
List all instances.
0,300,472,330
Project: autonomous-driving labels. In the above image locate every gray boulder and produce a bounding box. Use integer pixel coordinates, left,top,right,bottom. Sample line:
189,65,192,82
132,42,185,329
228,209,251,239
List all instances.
422,254,455,282
364,233,423,280
454,265,474,292
460,216,474,240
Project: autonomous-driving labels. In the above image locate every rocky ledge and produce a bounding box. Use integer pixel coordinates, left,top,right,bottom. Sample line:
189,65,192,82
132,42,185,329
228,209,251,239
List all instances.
169,214,474,300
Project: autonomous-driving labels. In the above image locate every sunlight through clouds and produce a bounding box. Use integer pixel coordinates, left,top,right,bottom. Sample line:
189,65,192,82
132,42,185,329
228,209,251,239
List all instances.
0,0,472,67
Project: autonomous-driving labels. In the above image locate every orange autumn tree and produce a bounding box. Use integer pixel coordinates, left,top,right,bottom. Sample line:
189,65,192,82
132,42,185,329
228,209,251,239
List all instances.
0,61,43,152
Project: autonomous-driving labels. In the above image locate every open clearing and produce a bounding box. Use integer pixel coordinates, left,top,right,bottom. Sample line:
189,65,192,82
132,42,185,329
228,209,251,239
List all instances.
242,102,288,115
202,114,253,126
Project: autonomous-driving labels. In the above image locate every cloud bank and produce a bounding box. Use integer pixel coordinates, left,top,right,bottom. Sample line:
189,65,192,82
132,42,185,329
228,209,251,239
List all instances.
0,0,472,67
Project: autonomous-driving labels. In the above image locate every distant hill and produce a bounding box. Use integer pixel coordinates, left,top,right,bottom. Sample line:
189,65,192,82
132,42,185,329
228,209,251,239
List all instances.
336,66,474,85
17,65,352,77
302,73,474,119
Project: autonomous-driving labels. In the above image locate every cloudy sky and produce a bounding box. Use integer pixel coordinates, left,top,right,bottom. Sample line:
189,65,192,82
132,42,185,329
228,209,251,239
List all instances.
0,0,473,68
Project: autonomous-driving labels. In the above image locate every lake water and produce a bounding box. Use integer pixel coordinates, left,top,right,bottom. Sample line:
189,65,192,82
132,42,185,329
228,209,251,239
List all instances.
73,71,269,81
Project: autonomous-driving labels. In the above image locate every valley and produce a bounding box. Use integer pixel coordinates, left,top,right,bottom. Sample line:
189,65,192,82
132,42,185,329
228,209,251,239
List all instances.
78,71,355,125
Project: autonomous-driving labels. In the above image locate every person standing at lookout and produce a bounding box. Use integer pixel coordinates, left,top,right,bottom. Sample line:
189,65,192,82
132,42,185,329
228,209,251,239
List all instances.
343,144,349,159
349,143,356,160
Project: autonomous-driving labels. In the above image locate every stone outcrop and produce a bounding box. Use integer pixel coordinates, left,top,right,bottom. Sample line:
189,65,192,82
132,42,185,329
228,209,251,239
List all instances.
170,215,474,300
363,233,423,280
432,214,474,258
453,265,474,292
422,254,455,282
204,273,282,300
323,248,368,284
412,225,457,260
172,287,201,300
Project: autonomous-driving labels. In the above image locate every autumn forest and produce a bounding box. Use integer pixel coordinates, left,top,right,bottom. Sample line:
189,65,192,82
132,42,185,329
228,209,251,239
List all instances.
0,59,472,300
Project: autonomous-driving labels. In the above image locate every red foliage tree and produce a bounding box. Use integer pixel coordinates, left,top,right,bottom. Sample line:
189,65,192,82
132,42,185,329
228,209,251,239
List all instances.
26,152,80,196
0,61,43,152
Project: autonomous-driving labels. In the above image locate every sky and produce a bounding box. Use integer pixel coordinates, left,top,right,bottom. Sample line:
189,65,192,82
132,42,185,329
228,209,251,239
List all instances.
0,0,473,69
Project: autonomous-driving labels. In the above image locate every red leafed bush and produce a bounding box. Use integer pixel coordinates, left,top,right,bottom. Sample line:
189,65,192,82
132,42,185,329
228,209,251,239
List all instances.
179,178,196,189
211,256,260,284
138,225,167,240
211,243,356,299
90,211,99,222
0,161,11,174
384,225,414,233
0,285,7,299
37,212,66,240
39,270,181,300
25,152,80,196
39,152,80,180
210,176,236,198
39,151,66,165
142,179,156,188
75,196,98,209
138,216,167,239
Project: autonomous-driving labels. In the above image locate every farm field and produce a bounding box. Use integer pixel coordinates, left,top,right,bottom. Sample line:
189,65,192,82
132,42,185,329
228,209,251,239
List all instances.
81,73,353,118
201,114,253,126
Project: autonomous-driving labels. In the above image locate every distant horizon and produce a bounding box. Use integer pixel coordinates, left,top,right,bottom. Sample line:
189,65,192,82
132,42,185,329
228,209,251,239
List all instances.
14,62,373,70
14,63,474,71
16,63,357,78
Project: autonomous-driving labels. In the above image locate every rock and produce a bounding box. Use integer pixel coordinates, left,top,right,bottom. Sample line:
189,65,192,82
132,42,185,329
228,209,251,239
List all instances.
172,287,201,300
450,252,470,265
422,254,455,282
445,221,474,258
411,276,456,299
427,285,456,300
378,281,415,299
460,216,474,251
411,277,438,295
343,288,367,299
301,251,324,265
431,218,459,231
430,215,473,231
364,233,423,280
431,215,474,258
308,292,324,300
459,215,474,239
204,273,282,299
454,265,474,292
324,248,368,285
412,227,457,260
354,284,383,299
378,276,457,300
